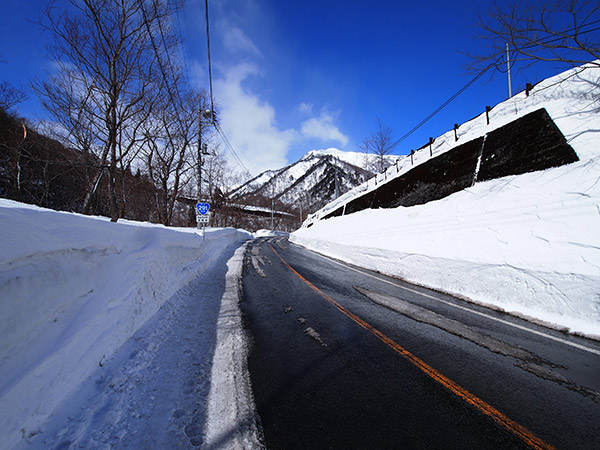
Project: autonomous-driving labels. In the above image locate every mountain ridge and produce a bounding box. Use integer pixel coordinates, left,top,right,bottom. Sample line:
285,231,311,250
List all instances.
228,148,397,213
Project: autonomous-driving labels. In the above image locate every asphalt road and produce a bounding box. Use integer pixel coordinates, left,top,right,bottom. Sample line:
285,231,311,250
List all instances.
240,237,600,450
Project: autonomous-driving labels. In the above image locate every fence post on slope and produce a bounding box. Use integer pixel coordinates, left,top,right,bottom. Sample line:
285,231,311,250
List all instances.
410,149,415,165
429,137,434,156
485,106,491,125
525,82,533,96
454,123,459,141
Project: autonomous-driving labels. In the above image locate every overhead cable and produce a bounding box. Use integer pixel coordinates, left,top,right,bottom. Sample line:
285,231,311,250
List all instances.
390,59,500,149
392,20,600,149
204,0,215,114
214,121,252,177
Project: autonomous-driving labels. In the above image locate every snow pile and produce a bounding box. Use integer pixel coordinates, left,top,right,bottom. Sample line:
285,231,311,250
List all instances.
0,200,251,449
254,229,290,238
292,63,600,337
204,243,264,449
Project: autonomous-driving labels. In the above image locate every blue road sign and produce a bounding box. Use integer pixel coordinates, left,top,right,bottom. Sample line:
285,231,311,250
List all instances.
196,202,210,215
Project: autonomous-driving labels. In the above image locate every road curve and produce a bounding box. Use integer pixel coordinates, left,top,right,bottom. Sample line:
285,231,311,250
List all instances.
240,237,600,450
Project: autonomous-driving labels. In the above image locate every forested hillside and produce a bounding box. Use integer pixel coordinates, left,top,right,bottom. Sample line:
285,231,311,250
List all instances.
0,108,185,224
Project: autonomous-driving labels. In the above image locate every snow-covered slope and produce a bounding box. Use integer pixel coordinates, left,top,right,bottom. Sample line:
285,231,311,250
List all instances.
305,63,600,224
0,202,251,449
292,62,600,337
302,148,396,168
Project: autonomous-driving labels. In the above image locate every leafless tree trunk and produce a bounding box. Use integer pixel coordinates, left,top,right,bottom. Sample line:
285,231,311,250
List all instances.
5,122,27,201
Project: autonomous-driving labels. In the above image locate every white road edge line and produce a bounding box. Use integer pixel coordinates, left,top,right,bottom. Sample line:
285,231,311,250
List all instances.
299,245,600,357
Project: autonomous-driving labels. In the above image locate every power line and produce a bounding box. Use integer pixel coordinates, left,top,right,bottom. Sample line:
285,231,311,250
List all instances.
141,0,184,115
173,2,191,88
213,121,252,177
494,22,600,73
389,59,500,149
178,1,203,91
204,0,215,114
202,0,251,179
391,20,600,149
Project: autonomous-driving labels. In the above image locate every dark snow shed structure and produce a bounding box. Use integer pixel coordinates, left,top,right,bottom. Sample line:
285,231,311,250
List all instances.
324,108,578,220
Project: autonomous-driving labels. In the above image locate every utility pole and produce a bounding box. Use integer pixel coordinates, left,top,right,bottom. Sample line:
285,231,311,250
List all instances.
506,42,512,98
196,96,203,211
196,96,213,229
271,184,274,230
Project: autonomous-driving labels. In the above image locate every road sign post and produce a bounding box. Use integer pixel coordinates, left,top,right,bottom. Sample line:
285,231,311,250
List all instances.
196,202,211,240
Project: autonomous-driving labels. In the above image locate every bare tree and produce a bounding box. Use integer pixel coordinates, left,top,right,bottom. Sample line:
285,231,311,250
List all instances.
34,0,180,222
360,118,398,173
143,91,202,226
0,82,28,112
202,147,226,200
0,54,28,112
468,0,600,73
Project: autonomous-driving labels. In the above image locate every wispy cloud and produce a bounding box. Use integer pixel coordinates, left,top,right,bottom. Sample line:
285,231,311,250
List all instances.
219,22,262,56
300,110,349,147
210,13,349,176
298,102,313,115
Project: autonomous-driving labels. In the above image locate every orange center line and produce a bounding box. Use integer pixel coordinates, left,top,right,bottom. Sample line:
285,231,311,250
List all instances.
267,243,555,450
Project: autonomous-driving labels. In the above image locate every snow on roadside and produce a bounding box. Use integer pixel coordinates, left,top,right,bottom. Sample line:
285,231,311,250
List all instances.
253,229,290,238
292,157,600,337
0,199,251,450
292,63,600,338
204,243,264,449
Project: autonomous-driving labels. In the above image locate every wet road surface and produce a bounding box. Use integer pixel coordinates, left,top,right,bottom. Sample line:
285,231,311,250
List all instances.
240,237,600,450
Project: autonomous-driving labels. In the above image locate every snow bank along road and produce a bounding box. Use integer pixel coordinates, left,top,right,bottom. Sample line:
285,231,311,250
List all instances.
0,199,256,449
11,242,261,449
242,237,600,450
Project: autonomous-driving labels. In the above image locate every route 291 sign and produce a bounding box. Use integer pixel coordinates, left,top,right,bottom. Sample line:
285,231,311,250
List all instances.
196,202,210,215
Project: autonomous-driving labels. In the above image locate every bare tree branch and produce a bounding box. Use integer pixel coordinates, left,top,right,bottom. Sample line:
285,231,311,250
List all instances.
361,118,398,173
466,0,600,75
34,0,181,222
0,81,28,112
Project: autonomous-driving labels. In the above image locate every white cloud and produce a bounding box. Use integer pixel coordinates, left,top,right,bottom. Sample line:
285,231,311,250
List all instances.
185,2,352,176
213,67,350,175
300,110,349,147
219,21,261,56
214,63,296,176
298,102,313,115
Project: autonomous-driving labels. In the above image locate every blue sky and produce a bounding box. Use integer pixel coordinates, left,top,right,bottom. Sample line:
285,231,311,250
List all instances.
0,0,582,176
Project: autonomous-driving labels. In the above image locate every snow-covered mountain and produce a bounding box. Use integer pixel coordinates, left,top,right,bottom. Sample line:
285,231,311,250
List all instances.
228,148,397,212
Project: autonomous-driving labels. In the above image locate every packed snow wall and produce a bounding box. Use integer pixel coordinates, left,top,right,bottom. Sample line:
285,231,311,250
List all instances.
324,108,578,219
0,201,252,449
